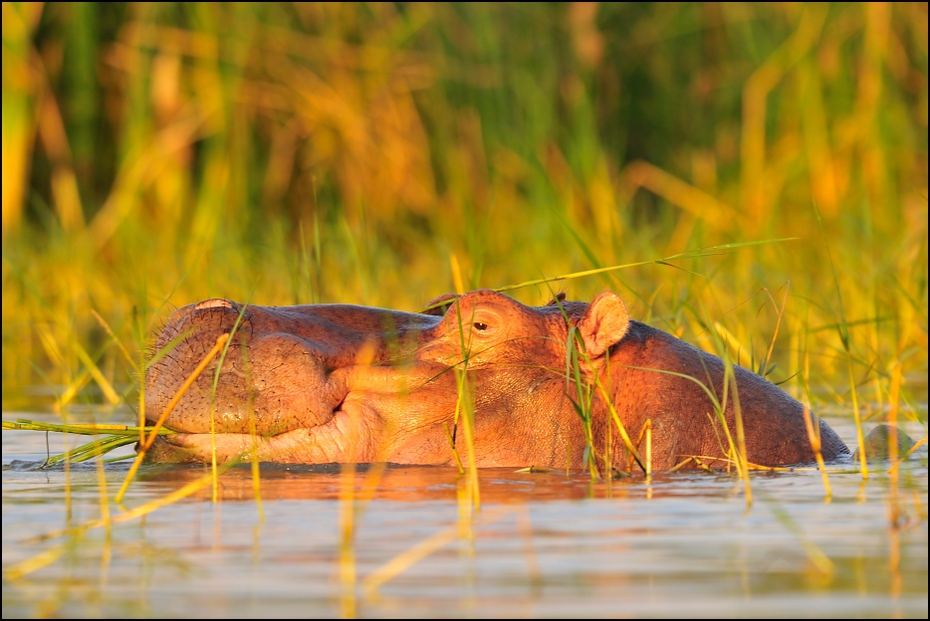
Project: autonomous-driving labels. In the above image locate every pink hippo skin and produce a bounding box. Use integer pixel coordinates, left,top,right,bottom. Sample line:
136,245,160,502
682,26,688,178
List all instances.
144,291,850,471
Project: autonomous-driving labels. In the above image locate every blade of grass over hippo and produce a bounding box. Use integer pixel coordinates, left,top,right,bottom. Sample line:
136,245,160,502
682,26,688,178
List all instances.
554,292,645,479
800,345,833,500
494,239,800,293
204,305,254,503
722,355,753,507
620,365,734,466
451,297,481,511
116,332,230,503
139,333,229,447
567,328,646,478
416,239,799,313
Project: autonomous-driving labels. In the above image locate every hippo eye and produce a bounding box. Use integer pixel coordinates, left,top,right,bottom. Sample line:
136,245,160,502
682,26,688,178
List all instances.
473,322,489,331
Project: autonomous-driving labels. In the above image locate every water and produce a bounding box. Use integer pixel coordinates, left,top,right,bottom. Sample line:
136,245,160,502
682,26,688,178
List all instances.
2,411,927,618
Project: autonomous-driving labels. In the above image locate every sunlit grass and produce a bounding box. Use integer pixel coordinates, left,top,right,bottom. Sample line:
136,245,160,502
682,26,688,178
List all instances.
3,5,926,405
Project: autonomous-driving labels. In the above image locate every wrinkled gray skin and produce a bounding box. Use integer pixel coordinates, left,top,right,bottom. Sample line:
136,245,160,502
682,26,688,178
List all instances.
145,291,852,470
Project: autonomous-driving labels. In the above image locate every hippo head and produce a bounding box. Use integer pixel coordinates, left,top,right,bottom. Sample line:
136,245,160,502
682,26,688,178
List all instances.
143,290,631,467
417,289,629,370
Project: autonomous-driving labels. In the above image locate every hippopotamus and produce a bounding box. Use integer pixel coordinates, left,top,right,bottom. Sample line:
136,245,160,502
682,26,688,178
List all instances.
144,290,852,471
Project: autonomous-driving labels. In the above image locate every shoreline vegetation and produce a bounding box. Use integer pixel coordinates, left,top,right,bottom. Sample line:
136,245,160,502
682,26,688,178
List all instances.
2,4,926,413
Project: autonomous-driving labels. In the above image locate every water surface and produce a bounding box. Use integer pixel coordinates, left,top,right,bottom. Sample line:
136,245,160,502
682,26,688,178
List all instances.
2,411,927,618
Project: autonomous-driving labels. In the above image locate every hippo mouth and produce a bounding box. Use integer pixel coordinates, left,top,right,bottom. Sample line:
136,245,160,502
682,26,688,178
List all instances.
150,394,380,464
145,358,450,465
145,342,373,463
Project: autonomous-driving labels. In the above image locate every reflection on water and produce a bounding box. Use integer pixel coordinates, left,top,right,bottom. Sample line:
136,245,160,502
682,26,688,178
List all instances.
2,413,927,618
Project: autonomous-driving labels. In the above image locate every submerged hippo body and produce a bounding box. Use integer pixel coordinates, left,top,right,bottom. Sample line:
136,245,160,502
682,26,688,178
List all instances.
146,291,851,470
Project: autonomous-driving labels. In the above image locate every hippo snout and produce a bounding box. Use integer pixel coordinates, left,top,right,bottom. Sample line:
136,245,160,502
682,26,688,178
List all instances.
145,302,346,437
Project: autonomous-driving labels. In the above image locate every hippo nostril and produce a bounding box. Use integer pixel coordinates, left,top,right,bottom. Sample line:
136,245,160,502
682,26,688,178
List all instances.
195,298,235,310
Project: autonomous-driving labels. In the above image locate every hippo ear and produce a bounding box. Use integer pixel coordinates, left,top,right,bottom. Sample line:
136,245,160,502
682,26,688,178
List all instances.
545,292,567,306
423,293,460,316
576,292,630,358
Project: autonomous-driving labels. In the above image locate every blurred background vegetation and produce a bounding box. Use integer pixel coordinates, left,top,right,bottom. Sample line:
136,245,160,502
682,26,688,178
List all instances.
1,3,927,420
